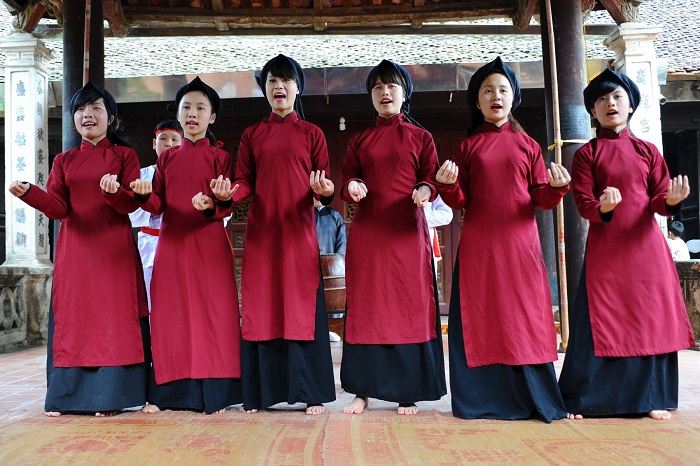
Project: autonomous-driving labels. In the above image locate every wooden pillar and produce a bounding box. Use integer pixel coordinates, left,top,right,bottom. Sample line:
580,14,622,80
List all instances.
540,0,591,322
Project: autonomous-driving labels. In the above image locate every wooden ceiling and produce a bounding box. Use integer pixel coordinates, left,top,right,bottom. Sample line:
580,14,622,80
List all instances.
4,0,638,37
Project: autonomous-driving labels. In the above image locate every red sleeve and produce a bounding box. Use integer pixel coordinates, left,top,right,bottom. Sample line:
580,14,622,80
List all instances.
437,142,467,210
138,155,166,215
102,147,142,215
21,153,69,220
341,134,366,203
415,132,439,201
232,129,256,204
571,143,608,223
528,141,569,210
310,125,331,200
209,148,235,220
643,140,674,216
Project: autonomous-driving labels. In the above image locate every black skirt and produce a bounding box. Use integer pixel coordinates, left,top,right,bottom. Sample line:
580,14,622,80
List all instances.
44,305,148,414
558,264,679,416
340,264,447,404
448,257,566,422
240,273,336,411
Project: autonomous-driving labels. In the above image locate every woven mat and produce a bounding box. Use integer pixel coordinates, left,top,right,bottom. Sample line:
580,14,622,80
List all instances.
2,409,700,465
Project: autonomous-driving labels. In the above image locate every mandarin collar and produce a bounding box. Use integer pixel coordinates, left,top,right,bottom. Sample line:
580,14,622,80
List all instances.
479,121,511,134
80,138,112,150
598,127,631,140
375,113,403,127
181,137,211,148
268,111,299,124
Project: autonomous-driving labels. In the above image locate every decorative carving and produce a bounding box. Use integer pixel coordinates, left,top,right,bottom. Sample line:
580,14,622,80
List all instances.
104,0,131,38
344,202,357,222
513,0,536,31
598,0,642,25
12,0,45,33
0,287,22,332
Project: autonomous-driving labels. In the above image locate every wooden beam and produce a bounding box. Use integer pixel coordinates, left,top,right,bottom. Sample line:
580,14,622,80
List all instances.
598,0,641,25
512,0,536,30
13,1,45,33
104,0,131,37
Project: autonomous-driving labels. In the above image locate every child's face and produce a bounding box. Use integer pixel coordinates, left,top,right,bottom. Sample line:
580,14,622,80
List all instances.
591,85,633,133
177,91,216,141
265,74,299,117
73,98,112,145
477,73,513,127
153,130,183,157
371,79,404,118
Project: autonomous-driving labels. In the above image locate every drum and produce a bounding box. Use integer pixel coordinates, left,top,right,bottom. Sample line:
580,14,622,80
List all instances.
321,253,346,338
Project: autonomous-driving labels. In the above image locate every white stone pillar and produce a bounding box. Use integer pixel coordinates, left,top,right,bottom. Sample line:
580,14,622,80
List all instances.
604,22,664,152
1,31,53,267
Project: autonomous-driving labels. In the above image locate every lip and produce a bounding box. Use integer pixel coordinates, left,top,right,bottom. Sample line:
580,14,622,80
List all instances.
491,104,503,111
606,110,618,116
186,120,198,127
380,99,392,104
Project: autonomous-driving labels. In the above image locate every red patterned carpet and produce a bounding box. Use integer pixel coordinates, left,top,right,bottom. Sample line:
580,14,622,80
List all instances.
1,342,699,465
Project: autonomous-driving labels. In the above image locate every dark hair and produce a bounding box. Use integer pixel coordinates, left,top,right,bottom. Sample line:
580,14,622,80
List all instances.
587,78,633,132
264,58,300,86
366,66,408,96
467,71,526,136
669,220,685,239
154,119,183,134
70,86,131,147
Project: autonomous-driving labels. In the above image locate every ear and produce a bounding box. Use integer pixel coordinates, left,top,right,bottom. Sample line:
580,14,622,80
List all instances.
210,113,217,124
109,115,115,125
152,138,157,151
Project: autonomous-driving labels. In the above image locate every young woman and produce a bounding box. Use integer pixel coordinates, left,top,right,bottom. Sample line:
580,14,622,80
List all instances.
340,60,446,415
231,54,336,415
8,82,148,416
131,77,243,414
558,69,695,420
437,57,569,422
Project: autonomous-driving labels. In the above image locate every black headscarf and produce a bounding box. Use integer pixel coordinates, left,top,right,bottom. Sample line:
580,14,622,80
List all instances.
466,57,522,135
583,68,641,114
173,77,221,145
174,76,222,115
366,60,424,129
69,81,131,147
256,54,306,119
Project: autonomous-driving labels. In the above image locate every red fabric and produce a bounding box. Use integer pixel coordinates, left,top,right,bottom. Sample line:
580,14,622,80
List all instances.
432,228,441,258
233,112,328,341
140,138,241,384
20,139,147,367
140,226,159,236
572,128,695,357
341,114,439,344
439,122,567,367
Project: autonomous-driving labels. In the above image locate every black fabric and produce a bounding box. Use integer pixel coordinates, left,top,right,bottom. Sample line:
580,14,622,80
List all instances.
147,375,243,414
44,306,148,414
68,81,118,119
583,68,641,114
240,270,336,410
558,264,679,416
467,57,522,111
174,76,222,115
340,261,446,404
315,206,346,254
448,257,567,422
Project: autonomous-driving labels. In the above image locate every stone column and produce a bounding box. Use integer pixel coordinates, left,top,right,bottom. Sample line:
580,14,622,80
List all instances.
0,31,53,352
605,23,664,151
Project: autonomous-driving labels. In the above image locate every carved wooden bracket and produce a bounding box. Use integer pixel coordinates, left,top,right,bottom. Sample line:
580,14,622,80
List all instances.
104,0,130,37
513,0,537,30
598,0,643,25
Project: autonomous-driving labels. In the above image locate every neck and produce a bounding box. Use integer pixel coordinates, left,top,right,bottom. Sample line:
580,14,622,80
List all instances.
272,109,295,118
84,135,108,145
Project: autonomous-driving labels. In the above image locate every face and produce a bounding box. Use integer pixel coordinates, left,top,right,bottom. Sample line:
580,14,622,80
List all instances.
152,130,183,157
73,98,113,144
591,85,633,133
265,74,299,117
371,79,405,118
177,91,216,141
477,73,513,127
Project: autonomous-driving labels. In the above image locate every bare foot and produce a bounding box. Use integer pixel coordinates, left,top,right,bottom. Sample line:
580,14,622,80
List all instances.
397,403,419,415
649,410,672,420
239,406,259,414
95,411,119,417
567,413,583,420
306,404,325,415
343,396,368,414
211,408,226,414
142,404,160,414
44,411,61,417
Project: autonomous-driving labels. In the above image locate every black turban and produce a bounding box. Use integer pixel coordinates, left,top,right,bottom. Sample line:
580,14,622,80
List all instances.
583,68,641,114
174,76,222,115
69,81,118,122
467,57,522,111
257,54,306,119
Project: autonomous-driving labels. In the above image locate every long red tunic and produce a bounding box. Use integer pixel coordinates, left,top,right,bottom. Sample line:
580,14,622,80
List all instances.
439,122,567,367
20,138,146,367
141,138,242,384
341,114,439,344
233,112,329,341
571,127,695,357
